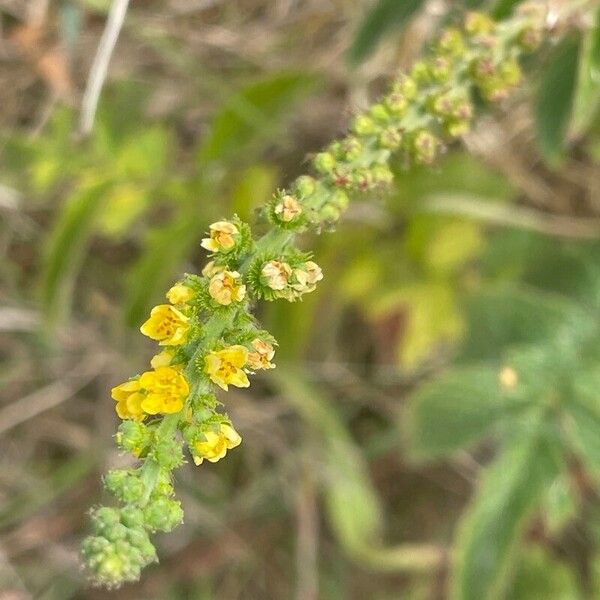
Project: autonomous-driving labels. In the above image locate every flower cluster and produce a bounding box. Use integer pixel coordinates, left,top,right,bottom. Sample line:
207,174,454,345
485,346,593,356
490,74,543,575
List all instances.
83,5,566,587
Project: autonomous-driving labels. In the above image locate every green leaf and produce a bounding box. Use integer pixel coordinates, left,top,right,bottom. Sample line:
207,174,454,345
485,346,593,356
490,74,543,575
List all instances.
535,36,581,165
491,0,524,20
405,365,525,461
198,72,319,163
507,547,581,599
347,0,424,66
40,179,109,327
272,369,383,557
460,285,591,361
564,366,600,480
123,202,202,328
451,415,562,600
571,7,600,137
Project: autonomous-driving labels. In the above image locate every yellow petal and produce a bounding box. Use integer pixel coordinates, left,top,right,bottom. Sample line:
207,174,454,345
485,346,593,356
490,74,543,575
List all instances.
141,394,163,415
201,238,218,252
229,368,250,388
111,380,140,402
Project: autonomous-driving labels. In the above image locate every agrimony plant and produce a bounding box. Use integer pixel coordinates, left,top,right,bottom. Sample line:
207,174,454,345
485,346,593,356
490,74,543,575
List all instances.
82,3,579,587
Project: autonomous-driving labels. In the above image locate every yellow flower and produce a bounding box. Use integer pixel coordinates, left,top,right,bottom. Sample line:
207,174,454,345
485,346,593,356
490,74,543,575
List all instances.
111,380,145,421
166,283,195,305
274,194,302,222
261,260,292,291
193,423,242,465
139,366,189,415
140,304,190,346
150,348,176,369
201,221,239,253
208,270,246,306
291,261,323,294
247,339,276,370
205,345,250,391
202,261,225,278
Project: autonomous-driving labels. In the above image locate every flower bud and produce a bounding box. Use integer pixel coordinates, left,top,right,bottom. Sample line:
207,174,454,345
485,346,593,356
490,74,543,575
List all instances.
144,497,184,532
272,193,303,224
371,164,394,185
430,57,451,82
378,127,403,150
313,152,336,174
294,175,317,198
411,131,440,165
351,114,377,136
116,420,150,457
437,28,465,56
464,11,495,36
339,137,363,161
149,437,184,470
411,61,432,84
369,103,390,124
104,469,145,504
120,506,145,529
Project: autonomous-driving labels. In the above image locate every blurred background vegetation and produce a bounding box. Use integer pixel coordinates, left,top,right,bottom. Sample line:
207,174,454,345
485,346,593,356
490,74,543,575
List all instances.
2,0,600,598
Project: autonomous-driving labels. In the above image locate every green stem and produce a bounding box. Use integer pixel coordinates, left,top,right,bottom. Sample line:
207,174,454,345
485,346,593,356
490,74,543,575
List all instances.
139,412,181,506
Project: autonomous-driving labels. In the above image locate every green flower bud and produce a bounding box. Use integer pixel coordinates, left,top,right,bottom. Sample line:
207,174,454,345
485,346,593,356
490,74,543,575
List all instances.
499,57,522,87
445,119,471,138
340,136,363,161
352,169,374,192
430,57,451,82
319,204,342,223
378,127,403,150
120,506,145,529
103,522,129,543
464,11,495,36
411,131,440,165
293,175,317,199
116,421,150,457
411,61,432,84
126,528,157,562
313,152,336,174
104,470,145,504
351,114,377,136
369,103,390,124
384,91,409,116
329,189,349,211
437,28,465,56
144,497,184,532
92,507,121,534
371,164,394,185
149,436,184,470
518,26,543,52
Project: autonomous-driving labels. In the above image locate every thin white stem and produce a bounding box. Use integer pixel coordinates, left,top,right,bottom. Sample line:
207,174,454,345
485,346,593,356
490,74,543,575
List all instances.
79,0,130,136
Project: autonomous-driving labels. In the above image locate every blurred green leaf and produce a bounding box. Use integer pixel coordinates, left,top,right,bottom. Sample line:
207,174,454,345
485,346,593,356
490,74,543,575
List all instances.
97,183,149,237
535,37,581,165
370,281,463,366
123,195,204,327
114,126,170,179
273,369,383,556
571,7,600,137
198,72,319,163
507,547,581,599
40,180,109,326
405,364,524,461
542,474,578,535
460,286,590,361
347,0,424,66
491,0,524,20
229,164,278,221
451,415,562,600
564,366,600,480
